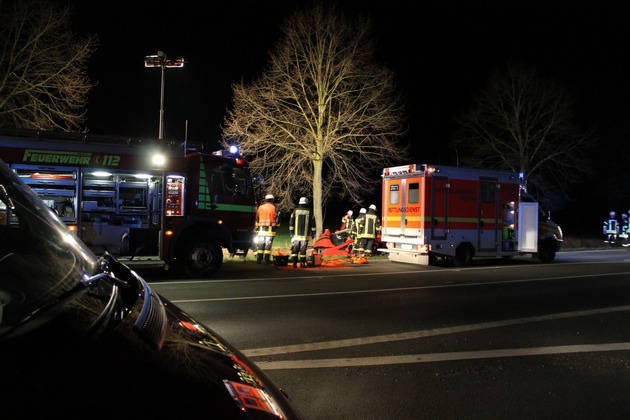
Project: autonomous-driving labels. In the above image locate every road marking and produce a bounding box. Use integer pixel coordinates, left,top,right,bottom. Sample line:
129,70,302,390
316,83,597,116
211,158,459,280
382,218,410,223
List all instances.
251,343,630,370
241,305,630,369
168,271,630,303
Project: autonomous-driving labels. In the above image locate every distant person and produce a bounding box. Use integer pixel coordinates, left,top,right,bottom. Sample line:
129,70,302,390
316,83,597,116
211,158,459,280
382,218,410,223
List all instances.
603,211,619,246
289,197,316,268
621,212,630,247
255,194,280,263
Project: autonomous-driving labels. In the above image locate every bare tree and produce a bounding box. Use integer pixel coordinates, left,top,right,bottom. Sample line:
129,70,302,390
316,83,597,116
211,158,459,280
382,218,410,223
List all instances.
221,4,410,238
0,0,98,132
452,62,596,207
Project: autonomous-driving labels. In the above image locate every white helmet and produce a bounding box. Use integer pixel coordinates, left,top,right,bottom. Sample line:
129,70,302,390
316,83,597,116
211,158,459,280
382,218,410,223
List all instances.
369,204,377,211
299,197,308,205
264,194,274,200
347,210,353,215
610,211,616,217
359,208,366,214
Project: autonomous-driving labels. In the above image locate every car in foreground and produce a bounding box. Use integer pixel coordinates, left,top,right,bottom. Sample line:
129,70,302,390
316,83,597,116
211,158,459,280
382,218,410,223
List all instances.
0,158,302,418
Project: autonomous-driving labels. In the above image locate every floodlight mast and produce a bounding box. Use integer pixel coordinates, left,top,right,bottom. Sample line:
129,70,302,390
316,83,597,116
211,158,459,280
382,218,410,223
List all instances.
144,51,185,139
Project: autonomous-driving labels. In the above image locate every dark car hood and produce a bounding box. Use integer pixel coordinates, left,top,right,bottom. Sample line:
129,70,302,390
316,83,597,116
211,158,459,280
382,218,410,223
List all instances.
0,259,302,418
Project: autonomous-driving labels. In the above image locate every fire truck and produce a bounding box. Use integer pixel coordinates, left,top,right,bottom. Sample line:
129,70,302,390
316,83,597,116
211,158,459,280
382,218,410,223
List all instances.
0,129,256,277
379,163,563,266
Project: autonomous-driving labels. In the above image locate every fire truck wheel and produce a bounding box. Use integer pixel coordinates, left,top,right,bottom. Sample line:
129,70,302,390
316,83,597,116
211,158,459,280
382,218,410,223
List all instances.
180,239,223,277
537,239,557,263
452,244,473,267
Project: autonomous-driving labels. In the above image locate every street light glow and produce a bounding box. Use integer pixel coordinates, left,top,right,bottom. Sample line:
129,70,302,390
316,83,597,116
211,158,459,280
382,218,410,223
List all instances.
144,51,186,139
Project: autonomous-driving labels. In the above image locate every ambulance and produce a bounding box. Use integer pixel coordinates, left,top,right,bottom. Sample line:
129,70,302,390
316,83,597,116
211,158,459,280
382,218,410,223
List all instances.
379,163,563,266
0,128,257,277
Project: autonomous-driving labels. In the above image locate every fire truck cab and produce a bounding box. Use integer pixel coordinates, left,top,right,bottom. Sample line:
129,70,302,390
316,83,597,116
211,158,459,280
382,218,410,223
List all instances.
379,163,563,266
0,129,256,277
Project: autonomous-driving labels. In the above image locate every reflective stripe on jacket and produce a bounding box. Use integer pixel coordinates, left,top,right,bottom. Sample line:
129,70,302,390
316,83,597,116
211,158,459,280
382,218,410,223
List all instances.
603,218,619,234
356,213,380,239
289,207,315,240
256,202,278,237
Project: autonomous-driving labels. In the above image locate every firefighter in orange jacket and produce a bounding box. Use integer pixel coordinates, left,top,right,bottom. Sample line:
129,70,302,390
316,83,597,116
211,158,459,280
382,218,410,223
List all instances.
255,194,280,263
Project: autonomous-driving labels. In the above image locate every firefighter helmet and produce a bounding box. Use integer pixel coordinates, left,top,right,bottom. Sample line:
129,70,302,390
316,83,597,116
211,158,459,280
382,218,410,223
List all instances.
610,211,616,217
264,194,274,200
359,208,366,214
347,210,353,215
299,197,308,205
369,204,377,211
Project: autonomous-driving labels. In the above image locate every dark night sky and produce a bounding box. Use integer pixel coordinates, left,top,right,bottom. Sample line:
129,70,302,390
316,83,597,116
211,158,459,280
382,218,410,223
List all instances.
68,0,630,232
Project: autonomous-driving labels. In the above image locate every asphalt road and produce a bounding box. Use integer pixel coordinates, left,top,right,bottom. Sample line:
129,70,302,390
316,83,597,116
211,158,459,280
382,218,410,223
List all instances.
143,249,630,419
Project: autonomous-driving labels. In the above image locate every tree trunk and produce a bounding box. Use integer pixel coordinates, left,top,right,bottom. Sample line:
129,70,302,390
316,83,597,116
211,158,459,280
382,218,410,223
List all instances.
313,158,323,240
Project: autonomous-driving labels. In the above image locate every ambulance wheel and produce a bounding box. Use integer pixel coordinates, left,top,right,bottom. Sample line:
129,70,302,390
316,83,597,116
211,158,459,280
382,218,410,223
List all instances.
537,239,557,263
452,244,473,267
180,238,223,277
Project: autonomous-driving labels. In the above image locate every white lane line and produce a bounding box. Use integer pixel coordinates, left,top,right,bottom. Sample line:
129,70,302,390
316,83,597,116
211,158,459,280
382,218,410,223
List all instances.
167,271,630,303
242,305,630,357
252,343,630,370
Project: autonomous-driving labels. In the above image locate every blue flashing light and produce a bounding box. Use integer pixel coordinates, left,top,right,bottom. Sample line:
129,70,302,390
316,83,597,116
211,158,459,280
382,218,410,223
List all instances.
212,146,241,158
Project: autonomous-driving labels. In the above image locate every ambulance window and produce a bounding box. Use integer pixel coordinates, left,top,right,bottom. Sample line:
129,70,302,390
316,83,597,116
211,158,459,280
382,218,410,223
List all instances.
389,184,399,205
408,183,419,204
480,181,495,202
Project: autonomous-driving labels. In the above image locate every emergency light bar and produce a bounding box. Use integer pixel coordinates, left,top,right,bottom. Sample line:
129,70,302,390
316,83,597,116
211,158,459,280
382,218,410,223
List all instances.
383,164,418,177
212,145,241,158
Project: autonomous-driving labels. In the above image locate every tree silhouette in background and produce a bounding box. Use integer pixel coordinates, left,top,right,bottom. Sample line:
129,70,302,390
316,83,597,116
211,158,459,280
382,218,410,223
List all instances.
0,0,97,132
221,4,410,238
452,62,596,209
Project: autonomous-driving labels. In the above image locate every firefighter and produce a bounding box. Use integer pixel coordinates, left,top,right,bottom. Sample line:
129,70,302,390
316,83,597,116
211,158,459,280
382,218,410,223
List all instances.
621,212,630,247
355,204,381,258
255,194,280,263
340,210,355,234
352,208,367,257
289,197,316,268
354,205,381,258
603,211,619,246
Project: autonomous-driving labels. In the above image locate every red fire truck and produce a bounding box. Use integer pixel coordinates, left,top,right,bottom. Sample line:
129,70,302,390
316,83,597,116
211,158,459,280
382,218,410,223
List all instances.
0,129,257,277
379,163,563,266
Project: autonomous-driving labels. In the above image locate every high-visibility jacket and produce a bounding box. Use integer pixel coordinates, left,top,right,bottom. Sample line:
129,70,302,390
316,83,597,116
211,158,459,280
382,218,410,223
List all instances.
356,212,380,239
603,218,619,235
621,217,630,238
256,202,279,237
340,215,355,232
289,205,315,240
